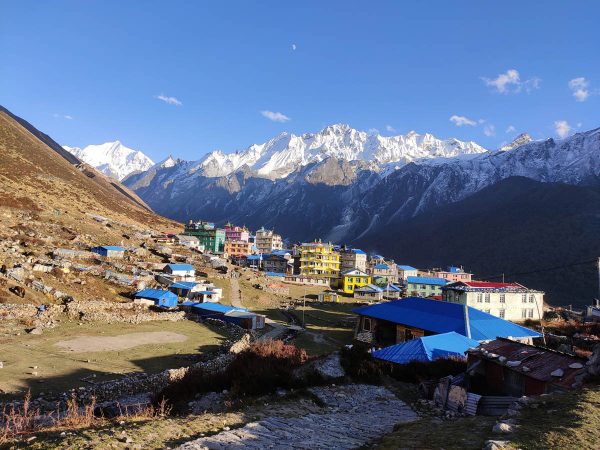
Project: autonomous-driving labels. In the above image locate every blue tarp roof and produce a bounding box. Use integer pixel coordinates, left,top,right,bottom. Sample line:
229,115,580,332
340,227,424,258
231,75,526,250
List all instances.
372,332,480,364
407,276,447,286
247,255,261,261
135,289,177,300
95,245,125,251
373,264,389,270
356,284,384,293
448,266,461,273
170,281,199,290
397,265,417,271
353,297,542,340
372,254,384,259
351,248,366,254
166,264,194,271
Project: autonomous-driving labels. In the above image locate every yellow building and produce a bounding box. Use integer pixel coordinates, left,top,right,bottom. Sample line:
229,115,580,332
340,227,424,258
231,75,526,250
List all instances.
299,241,340,280
341,269,372,294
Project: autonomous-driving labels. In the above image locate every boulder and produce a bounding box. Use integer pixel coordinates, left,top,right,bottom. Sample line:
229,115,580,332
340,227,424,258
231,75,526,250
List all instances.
229,334,251,354
493,421,515,434
484,440,511,450
569,363,583,369
550,368,564,377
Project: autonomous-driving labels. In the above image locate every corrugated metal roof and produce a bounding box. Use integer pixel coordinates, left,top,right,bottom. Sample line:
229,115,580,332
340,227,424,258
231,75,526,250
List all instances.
397,265,417,271
373,332,480,364
353,297,542,341
341,269,369,276
166,263,194,271
373,264,390,270
170,281,198,289
134,289,177,300
355,284,384,293
351,248,366,254
470,338,586,387
407,276,447,286
191,302,247,313
96,245,125,251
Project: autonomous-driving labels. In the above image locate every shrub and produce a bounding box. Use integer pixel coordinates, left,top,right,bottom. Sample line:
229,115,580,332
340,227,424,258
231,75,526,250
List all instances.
227,340,308,396
340,345,383,384
154,340,309,411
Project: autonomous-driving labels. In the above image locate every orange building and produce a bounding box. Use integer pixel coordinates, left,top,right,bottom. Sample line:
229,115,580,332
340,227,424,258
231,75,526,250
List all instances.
224,240,253,257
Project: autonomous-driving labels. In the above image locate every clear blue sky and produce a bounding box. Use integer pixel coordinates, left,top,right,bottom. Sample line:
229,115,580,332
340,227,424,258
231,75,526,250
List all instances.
1,0,599,162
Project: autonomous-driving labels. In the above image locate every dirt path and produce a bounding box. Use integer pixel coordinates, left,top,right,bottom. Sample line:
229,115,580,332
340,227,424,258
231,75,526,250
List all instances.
55,331,188,353
229,273,243,308
178,384,418,450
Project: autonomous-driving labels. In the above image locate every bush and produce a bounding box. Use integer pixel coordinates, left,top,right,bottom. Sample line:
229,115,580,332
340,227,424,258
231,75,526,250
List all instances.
154,340,309,411
340,345,383,384
227,340,308,396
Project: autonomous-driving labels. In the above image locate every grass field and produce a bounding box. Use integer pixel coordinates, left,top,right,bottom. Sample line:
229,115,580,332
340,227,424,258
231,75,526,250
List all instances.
0,320,227,400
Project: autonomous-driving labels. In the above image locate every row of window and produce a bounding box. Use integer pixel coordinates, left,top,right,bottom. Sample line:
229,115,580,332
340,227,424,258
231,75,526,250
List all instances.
475,293,536,303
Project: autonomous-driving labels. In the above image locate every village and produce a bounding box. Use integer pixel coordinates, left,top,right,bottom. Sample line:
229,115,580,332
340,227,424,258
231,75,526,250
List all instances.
1,216,599,449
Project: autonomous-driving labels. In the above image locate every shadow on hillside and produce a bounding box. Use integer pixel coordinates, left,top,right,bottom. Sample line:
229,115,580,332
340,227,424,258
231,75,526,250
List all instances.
1,337,229,403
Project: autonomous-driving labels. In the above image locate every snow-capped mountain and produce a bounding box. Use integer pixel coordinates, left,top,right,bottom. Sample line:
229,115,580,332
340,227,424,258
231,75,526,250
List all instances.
63,141,154,180
195,124,487,179
124,125,600,241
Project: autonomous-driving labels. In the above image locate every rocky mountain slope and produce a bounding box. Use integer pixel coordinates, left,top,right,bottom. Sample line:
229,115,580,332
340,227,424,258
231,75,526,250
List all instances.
0,105,177,237
64,141,154,181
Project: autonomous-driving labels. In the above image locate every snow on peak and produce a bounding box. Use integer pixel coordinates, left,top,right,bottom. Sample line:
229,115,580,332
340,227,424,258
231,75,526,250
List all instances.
64,141,154,180
194,124,488,179
499,133,533,152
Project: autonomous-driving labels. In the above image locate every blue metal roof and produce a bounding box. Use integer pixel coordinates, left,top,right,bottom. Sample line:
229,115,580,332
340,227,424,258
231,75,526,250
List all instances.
341,269,369,276
372,254,384,259
373,264,389,270
384,284,402,292
353,297,542,340
191,302,247,313
356,284,384,293
448,266,461,273
407,276,447,286
372,332,480,364
170,281,198,290
265,272,285,277
246,255,261,261
96,245,125,251
134,289,177,301
166,263,194,271
397,265,417,271
351,248,366,254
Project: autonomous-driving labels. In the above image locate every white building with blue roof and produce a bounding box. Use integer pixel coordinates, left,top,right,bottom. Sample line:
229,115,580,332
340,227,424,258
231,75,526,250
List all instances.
406,275,447,298
163,263,196,281
340,246,368,272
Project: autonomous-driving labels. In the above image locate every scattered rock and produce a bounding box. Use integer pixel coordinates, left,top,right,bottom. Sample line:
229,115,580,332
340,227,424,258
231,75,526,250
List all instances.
28,327,43,335
493,421,515,434
569,363,583,369
550,368,564,377
229,334,251,354
484,439,511,450
506,360,521,367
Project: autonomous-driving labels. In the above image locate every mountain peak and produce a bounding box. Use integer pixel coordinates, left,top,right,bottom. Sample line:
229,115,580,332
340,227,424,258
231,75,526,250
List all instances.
499,133,533,151
63,141,154,180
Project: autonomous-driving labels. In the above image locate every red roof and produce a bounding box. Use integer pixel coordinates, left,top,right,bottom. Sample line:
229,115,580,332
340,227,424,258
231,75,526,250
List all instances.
462,281,522,289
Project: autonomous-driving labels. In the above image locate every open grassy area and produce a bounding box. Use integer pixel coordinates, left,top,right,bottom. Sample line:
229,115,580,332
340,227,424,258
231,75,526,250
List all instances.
0,320,228,400
509,387,600,450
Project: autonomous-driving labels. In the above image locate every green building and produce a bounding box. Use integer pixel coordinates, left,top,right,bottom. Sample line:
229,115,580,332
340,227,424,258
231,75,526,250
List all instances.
405,276,447,298
184,220,225,253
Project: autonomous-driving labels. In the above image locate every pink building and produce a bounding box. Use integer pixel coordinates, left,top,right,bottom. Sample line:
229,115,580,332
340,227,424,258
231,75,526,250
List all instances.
429,266,472,282
225,223,249,242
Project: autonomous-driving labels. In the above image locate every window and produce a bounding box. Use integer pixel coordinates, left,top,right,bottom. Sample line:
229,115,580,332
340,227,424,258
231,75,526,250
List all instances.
499,294,505,303
363,318,372,331
484,293,490,303
521,308,528,319
528,309,534,318
422,285,427,290
499,309,505,319
529,294,535,303
477,293,483,303
522,294,527,303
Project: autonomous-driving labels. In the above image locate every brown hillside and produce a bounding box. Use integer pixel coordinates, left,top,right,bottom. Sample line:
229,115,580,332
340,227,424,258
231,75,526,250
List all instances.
0,107,177,231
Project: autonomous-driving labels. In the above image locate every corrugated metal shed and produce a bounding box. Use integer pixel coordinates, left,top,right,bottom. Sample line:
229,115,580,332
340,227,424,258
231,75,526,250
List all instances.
469,338,586,388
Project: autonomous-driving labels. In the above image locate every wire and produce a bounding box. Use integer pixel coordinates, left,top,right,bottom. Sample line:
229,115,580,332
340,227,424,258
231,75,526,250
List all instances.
480,258,598,280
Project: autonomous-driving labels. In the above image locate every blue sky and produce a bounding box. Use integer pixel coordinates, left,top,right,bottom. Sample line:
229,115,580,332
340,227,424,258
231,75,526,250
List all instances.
1,1,599,162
